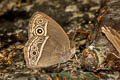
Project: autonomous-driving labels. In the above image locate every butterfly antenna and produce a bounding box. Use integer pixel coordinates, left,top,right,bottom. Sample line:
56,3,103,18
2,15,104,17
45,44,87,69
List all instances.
70,26,78,48
72,26,77,41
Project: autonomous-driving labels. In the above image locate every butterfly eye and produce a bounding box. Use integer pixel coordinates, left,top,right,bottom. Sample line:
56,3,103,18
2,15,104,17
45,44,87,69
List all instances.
32,51,36,55
35,27,44,35
35,18,44,25
37,28,42,34
39,19,43,23
37,19,43,24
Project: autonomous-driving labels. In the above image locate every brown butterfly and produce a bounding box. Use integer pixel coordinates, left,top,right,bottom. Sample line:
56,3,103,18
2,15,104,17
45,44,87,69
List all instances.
101,26,120,57
24,12,75,69
99,0,120,58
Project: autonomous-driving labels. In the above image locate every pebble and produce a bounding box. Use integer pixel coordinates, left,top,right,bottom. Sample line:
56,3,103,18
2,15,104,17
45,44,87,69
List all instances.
65,5,79,12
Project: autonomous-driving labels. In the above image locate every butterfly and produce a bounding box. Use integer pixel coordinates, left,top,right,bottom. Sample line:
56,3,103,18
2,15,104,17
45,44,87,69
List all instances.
101,25,120,57
24,12,75,69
